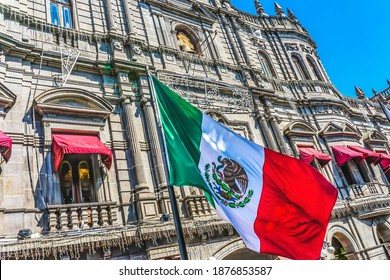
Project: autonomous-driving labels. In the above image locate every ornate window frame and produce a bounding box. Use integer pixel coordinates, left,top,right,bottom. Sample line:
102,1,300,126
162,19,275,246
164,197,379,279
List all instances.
34,87,113,205
306,55,324,81
291,53,311,80
257,51,276,78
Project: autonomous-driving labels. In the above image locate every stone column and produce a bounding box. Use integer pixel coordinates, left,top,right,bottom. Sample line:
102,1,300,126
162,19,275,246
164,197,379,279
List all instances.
150,10,169,46
138,74,180,215
257,114,278,151
230,18,250,65
122,0,135,35
269,116,290,155
151,11,165,45
118,73,158,221
121,98,148,191
103,0,118,33
221,15,244,65
141,97,171,214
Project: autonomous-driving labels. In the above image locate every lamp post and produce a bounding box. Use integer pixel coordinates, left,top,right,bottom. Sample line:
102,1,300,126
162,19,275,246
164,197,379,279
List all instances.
321,241,335,260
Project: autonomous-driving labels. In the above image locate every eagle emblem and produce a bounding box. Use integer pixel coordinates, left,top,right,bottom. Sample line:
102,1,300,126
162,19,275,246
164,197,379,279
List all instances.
204,156,253,208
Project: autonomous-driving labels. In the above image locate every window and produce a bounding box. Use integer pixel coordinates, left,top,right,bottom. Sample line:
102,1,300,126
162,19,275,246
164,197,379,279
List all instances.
356,162,371,183
340,161,365,185
60,161,74,204
291,54,310,80
306,56,324,81
50,0,73,28
340,162,354,185
258,52,275,77
59,154,95,204
79,161,93,203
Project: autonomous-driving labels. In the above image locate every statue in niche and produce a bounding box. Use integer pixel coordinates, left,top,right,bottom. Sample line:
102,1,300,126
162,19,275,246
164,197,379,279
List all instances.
177,31,195,53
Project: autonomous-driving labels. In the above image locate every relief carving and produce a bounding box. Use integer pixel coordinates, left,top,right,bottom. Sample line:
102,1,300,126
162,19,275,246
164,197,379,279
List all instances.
133,45,143,55
113,40,123,51
300,44,314,55
284,43,299,51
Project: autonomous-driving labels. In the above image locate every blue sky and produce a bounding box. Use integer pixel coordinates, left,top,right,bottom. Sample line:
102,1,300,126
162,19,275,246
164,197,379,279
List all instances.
230,0,390,98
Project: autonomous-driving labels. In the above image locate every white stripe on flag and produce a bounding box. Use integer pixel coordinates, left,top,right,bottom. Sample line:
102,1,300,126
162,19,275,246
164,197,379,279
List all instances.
197,114,265,252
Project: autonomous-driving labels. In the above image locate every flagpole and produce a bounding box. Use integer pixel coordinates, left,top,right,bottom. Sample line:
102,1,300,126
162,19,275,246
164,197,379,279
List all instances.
145,68,189,260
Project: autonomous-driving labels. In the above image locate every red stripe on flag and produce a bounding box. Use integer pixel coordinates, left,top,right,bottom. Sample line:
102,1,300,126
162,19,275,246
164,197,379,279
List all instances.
254,149,337,260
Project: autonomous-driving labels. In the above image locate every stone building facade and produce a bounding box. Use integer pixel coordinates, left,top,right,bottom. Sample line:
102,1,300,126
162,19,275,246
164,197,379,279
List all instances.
0,0,389,260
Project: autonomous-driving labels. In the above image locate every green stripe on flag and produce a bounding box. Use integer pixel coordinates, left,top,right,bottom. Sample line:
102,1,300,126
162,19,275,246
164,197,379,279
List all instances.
151,76,213,205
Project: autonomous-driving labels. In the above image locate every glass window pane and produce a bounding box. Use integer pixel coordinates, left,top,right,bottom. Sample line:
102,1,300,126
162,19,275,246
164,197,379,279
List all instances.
50,3,60,26
62,6,72,28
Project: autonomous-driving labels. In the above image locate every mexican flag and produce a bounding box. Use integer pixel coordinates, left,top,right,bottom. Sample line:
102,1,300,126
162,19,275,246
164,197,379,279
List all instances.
151,75,337,260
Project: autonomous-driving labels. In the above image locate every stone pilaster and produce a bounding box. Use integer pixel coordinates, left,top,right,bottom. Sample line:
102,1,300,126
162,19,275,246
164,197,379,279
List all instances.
122,0,135,35
121,98,148,191
230,18,250,66
269,116,290,155
221,15,243,65
138,75,178,216
103,0,118,33
256,114,278,151
141,97,170,214
118,73,158,221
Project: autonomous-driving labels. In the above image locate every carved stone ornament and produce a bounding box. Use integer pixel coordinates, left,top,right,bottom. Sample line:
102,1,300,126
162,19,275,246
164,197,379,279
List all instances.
254,74,265,88
300,44,314,55
252,38,266,49
251,30,266,48
243,71,251,81
113,40,124,51
253,29,263,39
118,72,129,83
132,45,143,55
160,75,253,112
284,43,299,52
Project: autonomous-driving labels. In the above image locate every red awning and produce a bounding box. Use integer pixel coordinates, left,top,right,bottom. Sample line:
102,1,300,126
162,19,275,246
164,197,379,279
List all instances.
347,145,381,164
298,147,332,166
331,145,365,166
377,152,390,169
0,130,12,163
52,134,112,172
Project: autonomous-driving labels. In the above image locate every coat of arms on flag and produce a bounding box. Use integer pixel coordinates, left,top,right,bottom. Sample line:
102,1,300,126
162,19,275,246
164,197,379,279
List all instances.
204,156,253,208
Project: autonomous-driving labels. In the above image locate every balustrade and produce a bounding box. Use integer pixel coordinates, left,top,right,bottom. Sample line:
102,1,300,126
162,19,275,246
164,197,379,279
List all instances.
48,202,117,231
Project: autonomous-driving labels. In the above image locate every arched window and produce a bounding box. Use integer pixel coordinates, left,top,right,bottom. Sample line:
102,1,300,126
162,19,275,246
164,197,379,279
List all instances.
291,54,310,80
50,0,73,28
258,52,275,77
78,161,93,203
306,56,324,81
60,161,74,204
58,155,96,204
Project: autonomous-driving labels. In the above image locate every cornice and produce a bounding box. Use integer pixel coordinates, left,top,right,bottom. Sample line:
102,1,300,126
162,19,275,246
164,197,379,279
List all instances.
145,0,217,25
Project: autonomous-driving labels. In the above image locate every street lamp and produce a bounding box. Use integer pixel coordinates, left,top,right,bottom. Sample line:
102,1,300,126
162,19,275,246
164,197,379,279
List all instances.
321,241,335,260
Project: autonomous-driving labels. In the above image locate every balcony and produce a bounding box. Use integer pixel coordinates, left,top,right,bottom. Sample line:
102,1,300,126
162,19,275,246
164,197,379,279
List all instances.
47,202,118,231
339,182,389,199
182,195,214,219
333,183,390,219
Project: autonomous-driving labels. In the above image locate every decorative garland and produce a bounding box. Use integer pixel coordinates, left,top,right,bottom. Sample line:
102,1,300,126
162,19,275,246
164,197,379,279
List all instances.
0,219,234,260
